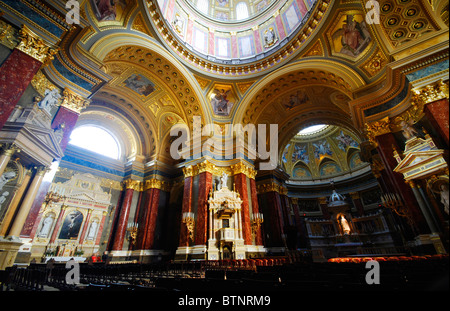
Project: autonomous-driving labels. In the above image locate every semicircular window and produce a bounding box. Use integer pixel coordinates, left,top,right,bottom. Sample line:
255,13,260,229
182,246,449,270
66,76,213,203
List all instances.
69,126,120,160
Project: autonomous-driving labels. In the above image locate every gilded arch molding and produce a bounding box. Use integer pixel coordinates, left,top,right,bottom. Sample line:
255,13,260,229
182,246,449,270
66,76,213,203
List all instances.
85,33,213,126
235,59,366,126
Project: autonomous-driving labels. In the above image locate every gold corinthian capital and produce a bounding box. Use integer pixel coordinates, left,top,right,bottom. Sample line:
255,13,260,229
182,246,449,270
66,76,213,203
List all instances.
16,25,58,64
61,88,90,114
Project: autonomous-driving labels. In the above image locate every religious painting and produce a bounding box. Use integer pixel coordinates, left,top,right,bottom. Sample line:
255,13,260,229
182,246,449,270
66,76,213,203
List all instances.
0,164,19,221
283,90,309,110
124,74,155,97
313,140,333,159
293,166,311,179
211,88,234,116
58,210,83,240
320,162,341,176
256,0,268,13
330,13,371,58
335,130,359,151
292,143,309,164
216,12,229,21
90,0,127,22
216,0,229,8
349,152,364,169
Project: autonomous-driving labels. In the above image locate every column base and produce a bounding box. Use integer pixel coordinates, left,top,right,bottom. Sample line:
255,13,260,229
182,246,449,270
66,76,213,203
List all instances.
0,236,23,270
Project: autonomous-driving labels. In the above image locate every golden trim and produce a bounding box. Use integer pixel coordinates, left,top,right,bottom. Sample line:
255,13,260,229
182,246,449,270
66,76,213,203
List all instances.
61,88,90,114
143,178,171,192
16,25,58,64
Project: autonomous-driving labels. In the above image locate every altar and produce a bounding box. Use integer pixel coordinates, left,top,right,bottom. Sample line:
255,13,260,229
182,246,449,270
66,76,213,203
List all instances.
207,176,246,260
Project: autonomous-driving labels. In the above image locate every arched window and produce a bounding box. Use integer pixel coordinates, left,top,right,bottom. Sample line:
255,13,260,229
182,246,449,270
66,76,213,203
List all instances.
69,126,120,160
196,0,209,14
236,2,249,20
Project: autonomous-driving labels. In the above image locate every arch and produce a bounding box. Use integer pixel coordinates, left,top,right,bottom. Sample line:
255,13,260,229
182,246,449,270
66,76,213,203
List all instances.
87,32,213,126
235,59,366,124
69,125,121,160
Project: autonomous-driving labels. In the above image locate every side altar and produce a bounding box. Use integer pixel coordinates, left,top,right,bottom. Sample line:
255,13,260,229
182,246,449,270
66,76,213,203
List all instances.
207,175,246,260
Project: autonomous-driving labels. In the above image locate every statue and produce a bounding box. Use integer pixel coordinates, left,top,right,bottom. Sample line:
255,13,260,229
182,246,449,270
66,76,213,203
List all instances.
399,119,418,140
220,172,228,190
339,215,351,235
38,88,61,113
440,183,449,215
87,221,98,240
38,215,54,238
0,171,16,191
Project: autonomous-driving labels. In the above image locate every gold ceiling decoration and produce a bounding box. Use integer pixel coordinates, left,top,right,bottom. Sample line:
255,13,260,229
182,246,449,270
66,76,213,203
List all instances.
103,45,204,128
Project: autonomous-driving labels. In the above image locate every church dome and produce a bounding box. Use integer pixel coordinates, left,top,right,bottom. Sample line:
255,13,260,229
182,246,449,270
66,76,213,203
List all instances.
152,0,323,77
281,124,370,183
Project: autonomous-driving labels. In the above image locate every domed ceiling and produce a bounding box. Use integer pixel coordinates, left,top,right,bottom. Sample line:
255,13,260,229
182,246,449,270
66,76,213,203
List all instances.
281,125,369,182
153,0,324,77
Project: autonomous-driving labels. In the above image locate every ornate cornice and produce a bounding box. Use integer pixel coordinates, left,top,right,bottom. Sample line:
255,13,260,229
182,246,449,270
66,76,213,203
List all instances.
143,178,171,192
230,161,257,179
257,182,288,195
122,179,141,191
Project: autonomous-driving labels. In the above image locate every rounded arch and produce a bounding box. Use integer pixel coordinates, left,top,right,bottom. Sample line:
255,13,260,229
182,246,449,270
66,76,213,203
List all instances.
87,32,213,126
73,103,152,162
234,59,366,124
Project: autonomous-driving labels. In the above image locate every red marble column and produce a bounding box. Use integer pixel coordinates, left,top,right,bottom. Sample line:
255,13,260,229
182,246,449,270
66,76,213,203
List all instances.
51,105,81,151
0,49,42,131
234,173,252,245
376,133,428,232
78,209,92,243
49,207,67,243
141,188,161,250
95,212,107,245
112,187,134,251
250,178,263,246
424,98,449,146
179,176,193,247
264,191,285,247
194,172,212,246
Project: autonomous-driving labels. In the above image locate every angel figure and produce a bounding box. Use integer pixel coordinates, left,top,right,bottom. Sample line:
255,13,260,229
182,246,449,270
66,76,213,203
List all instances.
399,119,417,140
211,89,233,116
